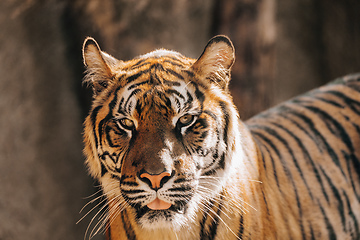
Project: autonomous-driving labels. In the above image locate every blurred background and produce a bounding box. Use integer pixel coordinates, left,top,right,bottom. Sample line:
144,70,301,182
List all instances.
0,0,359,239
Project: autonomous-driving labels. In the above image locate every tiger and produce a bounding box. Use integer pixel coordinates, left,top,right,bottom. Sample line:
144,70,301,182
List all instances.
81,35,360,240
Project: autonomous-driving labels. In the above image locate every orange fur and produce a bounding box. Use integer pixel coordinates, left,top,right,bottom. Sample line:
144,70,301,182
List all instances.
82,36,360,240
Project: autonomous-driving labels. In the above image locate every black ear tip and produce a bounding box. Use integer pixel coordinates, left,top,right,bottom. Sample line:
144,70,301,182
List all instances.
208,35,234,50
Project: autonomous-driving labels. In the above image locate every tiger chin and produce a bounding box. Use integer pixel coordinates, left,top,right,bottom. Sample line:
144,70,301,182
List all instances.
82,35,360,240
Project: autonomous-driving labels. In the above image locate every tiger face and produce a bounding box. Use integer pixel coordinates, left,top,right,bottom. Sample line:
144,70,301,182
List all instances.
82,36,239,230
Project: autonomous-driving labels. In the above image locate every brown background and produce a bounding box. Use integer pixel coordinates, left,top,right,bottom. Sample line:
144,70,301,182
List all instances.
0,0,359,239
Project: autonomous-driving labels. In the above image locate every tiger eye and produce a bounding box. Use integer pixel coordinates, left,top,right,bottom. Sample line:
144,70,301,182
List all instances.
178,114,194,126
119,118,135,130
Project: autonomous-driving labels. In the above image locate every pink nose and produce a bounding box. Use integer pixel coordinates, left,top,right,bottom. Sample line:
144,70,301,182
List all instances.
140,172,171,190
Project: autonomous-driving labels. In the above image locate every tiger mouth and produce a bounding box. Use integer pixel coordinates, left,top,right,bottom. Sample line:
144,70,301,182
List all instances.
147,198,172,210
135,201,187,220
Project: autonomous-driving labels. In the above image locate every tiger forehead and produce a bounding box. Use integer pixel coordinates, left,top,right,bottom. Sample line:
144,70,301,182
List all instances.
109,55,203,123
136,86,176,118
115,54,195,84
124,53,193,68
115,75,201,123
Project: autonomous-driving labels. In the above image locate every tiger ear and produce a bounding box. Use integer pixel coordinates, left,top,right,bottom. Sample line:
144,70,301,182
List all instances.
192,35,235,89
82,37,119,95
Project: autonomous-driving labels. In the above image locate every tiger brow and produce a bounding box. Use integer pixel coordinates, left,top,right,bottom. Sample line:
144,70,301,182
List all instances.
124,89,143,114
163,59,184,68
127,80,150,90
166,89,185,99
123,59,150,70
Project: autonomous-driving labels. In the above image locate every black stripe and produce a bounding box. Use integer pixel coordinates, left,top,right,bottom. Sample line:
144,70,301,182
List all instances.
202,152,225,176
238,214,244,238
342,189,359,237
261,189,270,214
130,61,151,70
218,152,225,170
319,167,346,231
98,87,122,146
195,87,205,105
219,101,230,146
98,105,116,149
163,59,185,68
90,105,102,150
122,195,147,202
208,196,224,240
168,186,193,192
182,69,195,77
253,137,267,170
304,105,354,152
268,122,315,200
98,115,111,150
251,128,305,239
313,96,344,108
353,122,360,136
166,68,184,80
126,69,150,84
199,197,224,240
173,178,188,184
121,210,137,240
165,89,185,100
204,110,217,121
163,79,182,86
167,193,193,198
127,80,150,90
124,89,142,113
99,151,119,164
164,56,186,65
118,96,125,113
152,63,165,71
328,90,360,115
342,150,360,202
309,222,315,240
105,125,127,148
91,105,102,127
278,111,330,202
251,131,281,191
318,203,337,240
111,174,121,182
124,59,147,70
252,126,299,191
120,181,139,187
121,189,145,194
282,106,347,179
203,169,216,176
100,161,108,177
184,90,194,109
199,199,214,239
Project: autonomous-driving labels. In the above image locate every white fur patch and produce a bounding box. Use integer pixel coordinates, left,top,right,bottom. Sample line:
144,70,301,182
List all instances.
139,49,183,59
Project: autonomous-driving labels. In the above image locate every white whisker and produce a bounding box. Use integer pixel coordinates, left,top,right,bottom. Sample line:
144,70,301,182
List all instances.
198,201,241,240
77,197,108,225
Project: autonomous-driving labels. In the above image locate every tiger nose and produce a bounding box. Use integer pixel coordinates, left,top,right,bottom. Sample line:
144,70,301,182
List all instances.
140,171,172,190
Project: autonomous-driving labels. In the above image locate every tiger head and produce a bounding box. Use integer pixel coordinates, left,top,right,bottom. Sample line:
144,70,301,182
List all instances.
82,36,242,231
